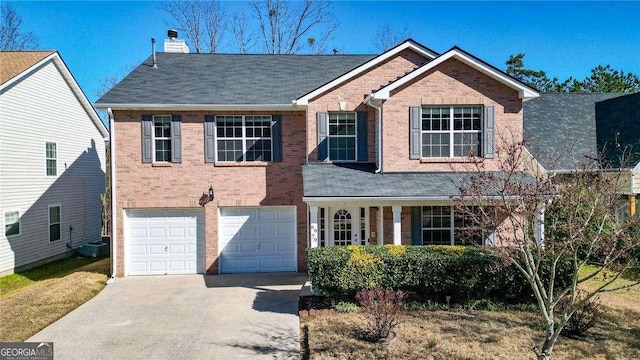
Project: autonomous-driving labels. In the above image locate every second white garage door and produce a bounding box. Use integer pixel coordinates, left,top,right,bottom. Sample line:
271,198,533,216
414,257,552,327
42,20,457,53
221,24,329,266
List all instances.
219,207,297,273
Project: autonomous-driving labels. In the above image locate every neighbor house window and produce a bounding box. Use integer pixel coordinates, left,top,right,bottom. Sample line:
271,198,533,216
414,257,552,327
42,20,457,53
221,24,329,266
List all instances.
45,142,57,176
49,205,61,242
328,112,356,161
4,210,20,237
421,106,482,158
153,115,172,162
216,115,272,162
421,206,488,245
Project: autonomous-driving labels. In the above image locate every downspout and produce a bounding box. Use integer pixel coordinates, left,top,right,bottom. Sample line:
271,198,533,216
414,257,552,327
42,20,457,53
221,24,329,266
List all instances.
107,107,118,283
372,100,383,173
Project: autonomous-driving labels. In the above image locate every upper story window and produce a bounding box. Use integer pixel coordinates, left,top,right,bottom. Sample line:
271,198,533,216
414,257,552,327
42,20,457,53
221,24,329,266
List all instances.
421,106,482,158
153,115,172,162
328,112,356,161
142,114,181,164
410,105,494,160
4,210,20,237
317,111,368,162
45,142,57,176
215,115,272,162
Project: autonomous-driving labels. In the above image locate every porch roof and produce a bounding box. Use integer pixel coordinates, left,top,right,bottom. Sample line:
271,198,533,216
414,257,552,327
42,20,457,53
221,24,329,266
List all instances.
302,163,535,199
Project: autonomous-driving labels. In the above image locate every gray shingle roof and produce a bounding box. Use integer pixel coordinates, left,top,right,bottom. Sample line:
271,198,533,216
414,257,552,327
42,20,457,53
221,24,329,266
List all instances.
302,163,533,198
96,53,375,105
523,93,622,171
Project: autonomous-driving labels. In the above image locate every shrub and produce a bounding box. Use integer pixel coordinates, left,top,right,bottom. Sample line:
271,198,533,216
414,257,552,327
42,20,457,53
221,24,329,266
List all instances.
335,301,359,313
307,245,574,304
356,286,406,341
559,291,605,338
337,246,384,294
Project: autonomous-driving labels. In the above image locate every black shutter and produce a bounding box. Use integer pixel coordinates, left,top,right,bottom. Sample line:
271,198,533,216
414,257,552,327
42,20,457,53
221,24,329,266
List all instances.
411,206,423,245
171,115,182,163
483,106,495,159
409,106,421,159
272,115,282,162
317,112,328,161
357,111,368,161
141,115,152,163
204,115,215,163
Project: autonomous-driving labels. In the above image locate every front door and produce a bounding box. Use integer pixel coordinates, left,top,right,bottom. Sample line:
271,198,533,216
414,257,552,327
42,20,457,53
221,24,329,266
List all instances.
329,207,370,246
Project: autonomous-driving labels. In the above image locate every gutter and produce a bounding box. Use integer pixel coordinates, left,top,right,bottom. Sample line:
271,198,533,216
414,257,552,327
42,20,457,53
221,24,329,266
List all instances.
95,103,301,111
106,108,117,284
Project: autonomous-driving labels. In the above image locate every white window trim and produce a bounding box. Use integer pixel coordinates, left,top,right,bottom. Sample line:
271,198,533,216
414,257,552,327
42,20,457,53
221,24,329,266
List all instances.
152,115,172,163
45,141,57,177
48,204,61,242
327,112,357,162
214,115,273,162
4,210,21,238
421,106,482,158
421,206,486,246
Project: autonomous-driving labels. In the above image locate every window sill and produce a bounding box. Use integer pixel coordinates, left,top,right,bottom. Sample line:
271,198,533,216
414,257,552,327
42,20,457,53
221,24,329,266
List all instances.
152,162,173,167
214,161,270,167
420,157,484,163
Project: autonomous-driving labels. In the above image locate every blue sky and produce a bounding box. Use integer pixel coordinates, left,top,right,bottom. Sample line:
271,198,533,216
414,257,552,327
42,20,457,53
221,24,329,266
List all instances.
12,1,640,104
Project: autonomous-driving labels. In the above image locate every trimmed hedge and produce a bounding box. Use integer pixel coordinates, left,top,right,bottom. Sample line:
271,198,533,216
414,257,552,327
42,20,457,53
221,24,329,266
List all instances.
307,245,573,304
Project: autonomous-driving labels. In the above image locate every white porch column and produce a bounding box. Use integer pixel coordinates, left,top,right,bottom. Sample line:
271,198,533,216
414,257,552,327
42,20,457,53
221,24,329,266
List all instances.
377,206,384,245
310,206,319,248
392,205,402,245
534,202,546,248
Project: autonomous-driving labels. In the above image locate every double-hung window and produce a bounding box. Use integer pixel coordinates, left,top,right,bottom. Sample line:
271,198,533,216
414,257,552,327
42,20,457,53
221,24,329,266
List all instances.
421,106,482,158
45,142,57,176
421,206,489,245
216,115,272,162
49,205,61,242
328,112,356,161
4,210,20,237
153,115,172,162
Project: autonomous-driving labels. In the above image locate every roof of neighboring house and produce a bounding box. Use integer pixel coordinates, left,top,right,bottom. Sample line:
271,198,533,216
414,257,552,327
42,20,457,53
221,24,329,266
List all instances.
96,53,375,106
595,92,640,168
523,93,622,172
302,163,534,198
0,51,55,85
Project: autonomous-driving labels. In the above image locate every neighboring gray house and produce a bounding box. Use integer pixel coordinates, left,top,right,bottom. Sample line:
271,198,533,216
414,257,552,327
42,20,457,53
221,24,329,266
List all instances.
524,92,639,218
0,51,109,275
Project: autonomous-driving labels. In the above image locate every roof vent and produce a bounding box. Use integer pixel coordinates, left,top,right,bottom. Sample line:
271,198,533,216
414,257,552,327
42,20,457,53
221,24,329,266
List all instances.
164,29,189,53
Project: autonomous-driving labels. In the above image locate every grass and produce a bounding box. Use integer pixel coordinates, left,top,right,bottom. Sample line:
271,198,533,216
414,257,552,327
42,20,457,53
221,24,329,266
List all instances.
0,256,109,296
0,257,110,341
302,269,640,359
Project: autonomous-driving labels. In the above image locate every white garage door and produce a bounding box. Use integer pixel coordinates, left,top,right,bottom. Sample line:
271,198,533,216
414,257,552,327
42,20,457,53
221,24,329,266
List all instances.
126,209,204,276
219,207,297,273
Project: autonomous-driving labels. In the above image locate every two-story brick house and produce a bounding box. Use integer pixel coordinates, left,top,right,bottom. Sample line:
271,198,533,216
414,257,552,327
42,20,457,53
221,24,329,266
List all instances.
96,36,538,277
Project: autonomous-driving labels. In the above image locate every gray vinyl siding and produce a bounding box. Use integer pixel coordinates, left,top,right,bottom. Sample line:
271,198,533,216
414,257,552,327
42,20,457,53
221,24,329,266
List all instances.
0,59,106,273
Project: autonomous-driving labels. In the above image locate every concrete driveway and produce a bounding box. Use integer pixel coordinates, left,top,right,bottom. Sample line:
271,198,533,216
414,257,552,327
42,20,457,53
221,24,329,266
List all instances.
29,273,307,360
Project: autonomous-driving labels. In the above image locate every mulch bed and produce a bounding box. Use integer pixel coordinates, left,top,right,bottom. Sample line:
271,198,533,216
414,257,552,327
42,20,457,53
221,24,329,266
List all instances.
299,295,335,317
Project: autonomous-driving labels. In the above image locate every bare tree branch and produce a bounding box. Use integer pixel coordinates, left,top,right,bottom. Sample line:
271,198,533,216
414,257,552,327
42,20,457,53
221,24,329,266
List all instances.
159,1,226,54
249,0,337,54
0,2,38,50
372,23,410,52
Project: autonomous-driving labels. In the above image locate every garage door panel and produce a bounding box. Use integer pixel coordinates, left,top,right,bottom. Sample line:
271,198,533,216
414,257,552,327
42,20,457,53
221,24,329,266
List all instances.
220,207,296,273
126,209,204,276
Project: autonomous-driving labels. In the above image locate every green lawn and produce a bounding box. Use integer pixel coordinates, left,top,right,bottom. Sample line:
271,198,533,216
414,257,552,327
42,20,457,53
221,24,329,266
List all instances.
0,256,110,296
